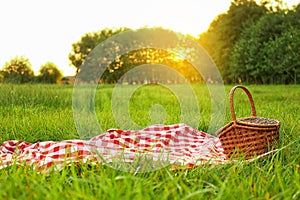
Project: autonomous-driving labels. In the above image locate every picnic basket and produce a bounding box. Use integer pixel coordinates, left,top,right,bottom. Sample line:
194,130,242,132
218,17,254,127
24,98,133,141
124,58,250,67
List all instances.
216,85,280,159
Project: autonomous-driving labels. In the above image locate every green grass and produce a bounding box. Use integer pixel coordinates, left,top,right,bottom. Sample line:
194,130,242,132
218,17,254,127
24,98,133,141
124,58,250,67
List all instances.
0,84,299,199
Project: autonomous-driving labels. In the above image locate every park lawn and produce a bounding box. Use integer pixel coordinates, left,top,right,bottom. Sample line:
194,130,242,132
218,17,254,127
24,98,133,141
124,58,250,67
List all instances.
0,84,299,199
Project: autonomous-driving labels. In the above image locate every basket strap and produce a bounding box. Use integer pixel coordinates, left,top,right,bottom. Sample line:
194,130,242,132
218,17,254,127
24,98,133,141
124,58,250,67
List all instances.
230,85,256,122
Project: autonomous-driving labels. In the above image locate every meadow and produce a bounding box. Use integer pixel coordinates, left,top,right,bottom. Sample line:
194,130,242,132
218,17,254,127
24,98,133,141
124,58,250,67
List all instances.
0,84,299,199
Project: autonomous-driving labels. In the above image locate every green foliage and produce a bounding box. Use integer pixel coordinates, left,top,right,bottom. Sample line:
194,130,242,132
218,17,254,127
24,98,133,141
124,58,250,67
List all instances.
0,84,299,199
71,27,204,84
199,0,300,84
198,0,267,82
68,27,130,74
230,8,300,84
100,48,202,84
38,62,63,84
1,56,34,83
263,27,300,84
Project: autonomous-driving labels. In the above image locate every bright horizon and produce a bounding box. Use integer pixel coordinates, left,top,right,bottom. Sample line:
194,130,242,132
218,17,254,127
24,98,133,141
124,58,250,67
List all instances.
0,0,299,76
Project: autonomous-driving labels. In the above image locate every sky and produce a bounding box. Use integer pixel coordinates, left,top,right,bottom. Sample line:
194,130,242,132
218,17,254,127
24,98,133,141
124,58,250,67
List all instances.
0,0,299,76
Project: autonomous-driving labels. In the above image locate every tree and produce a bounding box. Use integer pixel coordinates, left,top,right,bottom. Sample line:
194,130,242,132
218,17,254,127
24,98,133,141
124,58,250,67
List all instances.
1,56,34,83
263,27,300,84
38,62,63,84
230,6,300,84
71,27,205,84
69,27,130,74
100,48,202,84
198,0,267,83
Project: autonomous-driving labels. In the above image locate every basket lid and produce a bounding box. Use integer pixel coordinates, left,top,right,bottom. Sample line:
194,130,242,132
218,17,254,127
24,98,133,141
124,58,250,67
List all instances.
237,117,280,127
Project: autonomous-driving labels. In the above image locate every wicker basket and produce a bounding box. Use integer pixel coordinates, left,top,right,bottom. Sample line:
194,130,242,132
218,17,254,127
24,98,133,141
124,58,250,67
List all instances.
216,85,280,159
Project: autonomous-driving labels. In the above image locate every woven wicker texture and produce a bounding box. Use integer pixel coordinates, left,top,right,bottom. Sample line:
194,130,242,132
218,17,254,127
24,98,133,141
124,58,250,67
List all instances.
216,86,280,159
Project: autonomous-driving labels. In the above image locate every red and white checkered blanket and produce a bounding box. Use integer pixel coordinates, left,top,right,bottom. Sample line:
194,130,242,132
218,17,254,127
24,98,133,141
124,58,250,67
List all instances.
0,124,274,172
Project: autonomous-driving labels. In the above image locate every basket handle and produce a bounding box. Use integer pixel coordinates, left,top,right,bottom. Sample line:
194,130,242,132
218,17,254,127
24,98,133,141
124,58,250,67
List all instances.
230,85,256,122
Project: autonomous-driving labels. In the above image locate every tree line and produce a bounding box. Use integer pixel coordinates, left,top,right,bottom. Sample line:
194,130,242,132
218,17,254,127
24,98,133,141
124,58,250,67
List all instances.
0,56,63,84
69,0,300,84
2,0,299,84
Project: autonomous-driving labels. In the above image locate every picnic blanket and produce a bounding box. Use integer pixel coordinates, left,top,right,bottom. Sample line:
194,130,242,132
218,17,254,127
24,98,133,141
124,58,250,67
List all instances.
0,123,274,172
